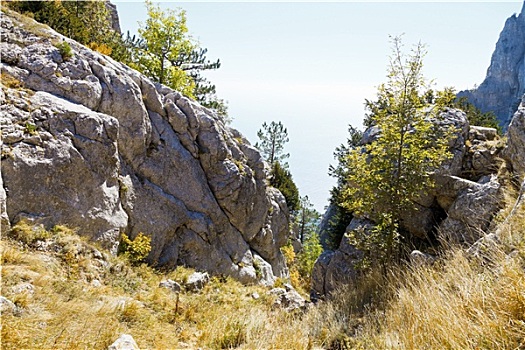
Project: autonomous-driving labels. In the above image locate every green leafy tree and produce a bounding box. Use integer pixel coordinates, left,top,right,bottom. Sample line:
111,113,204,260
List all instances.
130,1,196,96
129,1,228,119
255,121,290,166
341,36,452,267
270,161,300,214
293,196,323,287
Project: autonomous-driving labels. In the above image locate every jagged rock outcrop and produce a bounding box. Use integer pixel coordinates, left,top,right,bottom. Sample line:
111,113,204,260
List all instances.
437,175,502,244
313,108,508,296
503,95,525,176
0,11,290,284
458,2,525,128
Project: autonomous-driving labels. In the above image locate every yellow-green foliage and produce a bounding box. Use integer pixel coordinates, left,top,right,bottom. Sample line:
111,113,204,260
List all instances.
8,220,51,246
88,42,113,56
55,41,73,61
118,233,152,265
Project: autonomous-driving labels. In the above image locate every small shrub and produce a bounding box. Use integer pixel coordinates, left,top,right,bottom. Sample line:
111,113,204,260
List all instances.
55,41,73,61
88,42,113,56
8,220,50,246
118,233,152,265
24,122,37,135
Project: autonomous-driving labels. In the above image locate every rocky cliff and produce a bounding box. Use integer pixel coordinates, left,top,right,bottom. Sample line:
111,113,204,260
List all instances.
458,2,525,128
0,10,290,285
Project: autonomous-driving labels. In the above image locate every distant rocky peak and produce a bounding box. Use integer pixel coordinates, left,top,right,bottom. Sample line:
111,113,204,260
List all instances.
458,1,525,129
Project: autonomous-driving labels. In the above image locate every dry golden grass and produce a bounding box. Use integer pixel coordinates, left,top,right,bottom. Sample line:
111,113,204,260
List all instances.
1,224,315,349
342,189,525,350
3,188,525,349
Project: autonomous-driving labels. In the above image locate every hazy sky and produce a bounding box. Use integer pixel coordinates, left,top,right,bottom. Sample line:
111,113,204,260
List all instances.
115,1,523,211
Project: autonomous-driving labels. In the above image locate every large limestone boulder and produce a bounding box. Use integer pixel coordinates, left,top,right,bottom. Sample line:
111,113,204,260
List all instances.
0,11,289,284
438,175,503,244
311,218,371,297
503,97,525,176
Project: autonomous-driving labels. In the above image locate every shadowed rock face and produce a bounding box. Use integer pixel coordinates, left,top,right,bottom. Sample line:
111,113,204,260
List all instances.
0,11,289,285
458,2,525,129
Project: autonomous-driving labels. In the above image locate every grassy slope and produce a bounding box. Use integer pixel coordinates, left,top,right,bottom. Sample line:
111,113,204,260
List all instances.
1,223,316,349
2,189,524,350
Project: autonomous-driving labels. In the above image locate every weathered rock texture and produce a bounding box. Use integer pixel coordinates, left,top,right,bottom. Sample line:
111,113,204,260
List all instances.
105,1,121,34
503,96,525,176
0,11,290,284
458,3,525,128
313,107,509,296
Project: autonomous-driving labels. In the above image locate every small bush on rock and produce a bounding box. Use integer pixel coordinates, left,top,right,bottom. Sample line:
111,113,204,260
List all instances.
55,41,73,61
118,233,152,265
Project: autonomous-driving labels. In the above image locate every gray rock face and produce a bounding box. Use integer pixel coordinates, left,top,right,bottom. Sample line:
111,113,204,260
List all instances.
108,334,139,350
438,175,503,244
503,98,525,176
311,218,370,296
269,285,307,312
458,3,525,128
310,250,334,300
105,1,121,34
0,12,290,284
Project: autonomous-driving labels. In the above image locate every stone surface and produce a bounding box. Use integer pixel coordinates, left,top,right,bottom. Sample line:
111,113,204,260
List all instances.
438,175,503,244
105,1,121,33
108,334,139,350
269,286,306,312
503,100,525,176
409,250,436,266
185,272,210,291
159,279,182,293
0,11,290,284
0,296,19,315
458,4,525,128
310,250,335,300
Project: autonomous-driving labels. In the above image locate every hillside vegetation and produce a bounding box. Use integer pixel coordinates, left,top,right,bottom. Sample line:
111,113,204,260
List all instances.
2,183,524,349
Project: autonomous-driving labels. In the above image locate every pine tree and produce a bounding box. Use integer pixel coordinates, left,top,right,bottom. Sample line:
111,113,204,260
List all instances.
255,121,290,166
